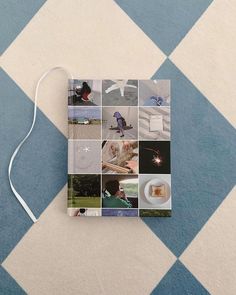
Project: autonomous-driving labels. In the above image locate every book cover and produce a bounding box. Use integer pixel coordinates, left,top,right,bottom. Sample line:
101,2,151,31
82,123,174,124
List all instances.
68,79,171,217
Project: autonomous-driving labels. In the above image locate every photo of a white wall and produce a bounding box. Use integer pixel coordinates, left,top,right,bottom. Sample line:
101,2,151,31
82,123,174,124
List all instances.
139,80,170,106
139,107,170,140
68,140,101,173
102,107,138,140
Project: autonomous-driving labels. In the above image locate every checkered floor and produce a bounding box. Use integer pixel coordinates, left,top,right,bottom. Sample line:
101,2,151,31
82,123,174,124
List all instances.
0,0,236,294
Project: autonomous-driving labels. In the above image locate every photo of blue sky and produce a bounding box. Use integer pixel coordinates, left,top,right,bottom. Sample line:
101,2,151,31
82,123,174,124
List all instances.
68,107,101,120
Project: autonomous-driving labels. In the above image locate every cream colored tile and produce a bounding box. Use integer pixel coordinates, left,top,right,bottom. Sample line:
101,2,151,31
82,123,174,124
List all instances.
3,186,175,295
180,186,236,295
1,0,166,136
170,0,236,128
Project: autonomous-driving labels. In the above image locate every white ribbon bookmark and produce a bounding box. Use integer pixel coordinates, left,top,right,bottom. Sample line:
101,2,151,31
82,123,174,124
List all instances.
8,66,73,223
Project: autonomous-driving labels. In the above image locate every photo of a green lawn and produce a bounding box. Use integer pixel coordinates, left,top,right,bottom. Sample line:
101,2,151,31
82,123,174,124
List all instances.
68,174,101,208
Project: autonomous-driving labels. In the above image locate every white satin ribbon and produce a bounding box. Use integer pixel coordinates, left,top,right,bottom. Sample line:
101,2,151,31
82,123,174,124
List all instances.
8,67,73,223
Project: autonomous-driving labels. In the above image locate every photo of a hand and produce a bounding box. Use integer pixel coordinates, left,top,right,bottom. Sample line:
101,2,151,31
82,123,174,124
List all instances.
125,160,138,173
122,141,131,150
117,189,126,200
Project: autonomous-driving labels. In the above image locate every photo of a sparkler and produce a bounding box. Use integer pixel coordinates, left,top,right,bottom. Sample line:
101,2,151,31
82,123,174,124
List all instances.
139,141,170,174
145,148,163,166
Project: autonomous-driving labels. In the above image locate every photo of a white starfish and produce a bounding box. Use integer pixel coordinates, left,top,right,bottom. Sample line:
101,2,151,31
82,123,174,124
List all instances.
105,80,137,97
82,147,91,152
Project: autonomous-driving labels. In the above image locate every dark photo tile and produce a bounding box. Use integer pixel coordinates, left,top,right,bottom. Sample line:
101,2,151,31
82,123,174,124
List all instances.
139,209,171,217
68,174,101,208
139,141,170,174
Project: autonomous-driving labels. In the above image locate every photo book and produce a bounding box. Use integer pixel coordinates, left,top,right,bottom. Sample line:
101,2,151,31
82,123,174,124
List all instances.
68,79,171,217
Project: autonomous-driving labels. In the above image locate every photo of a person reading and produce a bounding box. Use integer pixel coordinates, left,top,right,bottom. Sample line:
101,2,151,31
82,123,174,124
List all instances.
103,180,132,208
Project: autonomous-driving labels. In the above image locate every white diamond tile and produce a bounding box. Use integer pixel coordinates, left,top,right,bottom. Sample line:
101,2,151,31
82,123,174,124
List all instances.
0,0,166,136
3,186,176,295
170,0,236,128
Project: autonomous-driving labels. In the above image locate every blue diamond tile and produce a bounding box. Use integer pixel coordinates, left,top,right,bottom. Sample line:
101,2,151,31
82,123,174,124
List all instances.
0,266,26,294
0,68,67,262
0,0,46,54
115,0,213,55
151,260,210,295
142,59,236,257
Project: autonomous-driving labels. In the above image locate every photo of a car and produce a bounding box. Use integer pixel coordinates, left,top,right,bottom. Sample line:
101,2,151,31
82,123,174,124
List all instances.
68,107,102,139
76,117,90,124
70,117,90,124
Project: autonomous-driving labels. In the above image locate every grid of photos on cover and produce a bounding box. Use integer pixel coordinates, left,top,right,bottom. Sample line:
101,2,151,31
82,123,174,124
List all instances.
68,79,171,217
